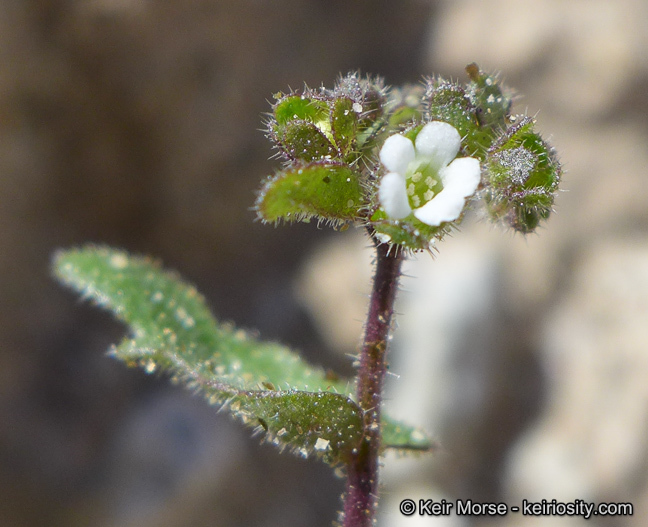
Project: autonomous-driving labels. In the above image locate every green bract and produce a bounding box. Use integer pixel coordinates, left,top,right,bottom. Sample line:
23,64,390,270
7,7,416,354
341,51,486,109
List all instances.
280,120,338,162
53,246,432,465
273,95,329,126
255,161,363,225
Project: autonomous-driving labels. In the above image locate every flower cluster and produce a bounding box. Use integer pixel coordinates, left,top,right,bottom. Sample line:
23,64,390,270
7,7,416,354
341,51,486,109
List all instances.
255,65,561,251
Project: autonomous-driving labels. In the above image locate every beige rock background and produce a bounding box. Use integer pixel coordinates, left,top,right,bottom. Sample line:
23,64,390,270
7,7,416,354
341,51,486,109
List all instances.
1,0,647,526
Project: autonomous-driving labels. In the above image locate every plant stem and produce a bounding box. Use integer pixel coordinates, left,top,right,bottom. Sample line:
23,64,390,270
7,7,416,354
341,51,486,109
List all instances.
342,234,403,527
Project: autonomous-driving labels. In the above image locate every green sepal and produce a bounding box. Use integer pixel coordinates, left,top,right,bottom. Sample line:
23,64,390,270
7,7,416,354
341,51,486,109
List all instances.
353,89,387,152
465,63,512,130
255,161,363,225
370,209,446,252
273,94,329,126
356,88,385,132
53,247,434,462
331,74,387,154
330,97,358,157
507,196,552,234
279,120,337,162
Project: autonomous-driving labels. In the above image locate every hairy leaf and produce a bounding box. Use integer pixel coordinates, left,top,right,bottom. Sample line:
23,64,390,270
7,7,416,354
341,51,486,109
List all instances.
54,246,362,464
53,246,433,461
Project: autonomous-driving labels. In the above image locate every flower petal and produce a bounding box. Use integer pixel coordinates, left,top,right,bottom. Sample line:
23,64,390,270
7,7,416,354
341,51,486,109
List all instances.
414,121,461,170
412,190,465,226
379,134,415,175
439,156,481,197
414,156,480,226
379,172,412,219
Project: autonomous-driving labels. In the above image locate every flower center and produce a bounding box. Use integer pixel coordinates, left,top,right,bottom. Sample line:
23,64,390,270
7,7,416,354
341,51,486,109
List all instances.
405,160,443,209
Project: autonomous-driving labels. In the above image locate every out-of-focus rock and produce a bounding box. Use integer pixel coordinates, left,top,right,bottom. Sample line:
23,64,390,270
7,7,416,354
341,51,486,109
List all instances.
506,238,648,519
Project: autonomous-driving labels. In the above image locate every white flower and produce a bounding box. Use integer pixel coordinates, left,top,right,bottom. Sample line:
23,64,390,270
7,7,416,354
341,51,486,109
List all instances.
378,121,481,226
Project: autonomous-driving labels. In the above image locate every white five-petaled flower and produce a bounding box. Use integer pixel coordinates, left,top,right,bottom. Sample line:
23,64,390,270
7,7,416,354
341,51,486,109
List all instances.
378,121,481,226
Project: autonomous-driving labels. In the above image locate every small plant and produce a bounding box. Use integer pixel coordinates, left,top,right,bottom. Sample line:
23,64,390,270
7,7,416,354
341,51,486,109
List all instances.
53,64,561,526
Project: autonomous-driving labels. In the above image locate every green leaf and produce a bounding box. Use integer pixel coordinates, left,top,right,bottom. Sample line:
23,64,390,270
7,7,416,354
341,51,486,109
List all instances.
54,246,363,464
255,161,363,225
53,246,435,461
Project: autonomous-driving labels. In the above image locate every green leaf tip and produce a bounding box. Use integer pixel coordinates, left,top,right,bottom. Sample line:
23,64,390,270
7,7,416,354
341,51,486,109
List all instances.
382,416,437,454
52,246,433,462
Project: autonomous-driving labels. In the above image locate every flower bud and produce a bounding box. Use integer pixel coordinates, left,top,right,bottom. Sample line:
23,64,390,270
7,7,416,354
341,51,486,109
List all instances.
482,117,561,233
465,63,513,130
423,77,494,159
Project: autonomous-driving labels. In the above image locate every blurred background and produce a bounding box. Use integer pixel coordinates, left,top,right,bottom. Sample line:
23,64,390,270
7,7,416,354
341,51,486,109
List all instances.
2,1,648,525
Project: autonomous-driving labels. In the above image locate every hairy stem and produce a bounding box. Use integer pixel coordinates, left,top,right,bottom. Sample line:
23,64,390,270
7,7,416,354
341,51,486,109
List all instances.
342,234,403,527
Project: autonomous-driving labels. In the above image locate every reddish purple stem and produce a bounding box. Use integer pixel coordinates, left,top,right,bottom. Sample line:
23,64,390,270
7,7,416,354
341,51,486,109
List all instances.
342,235,403,527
